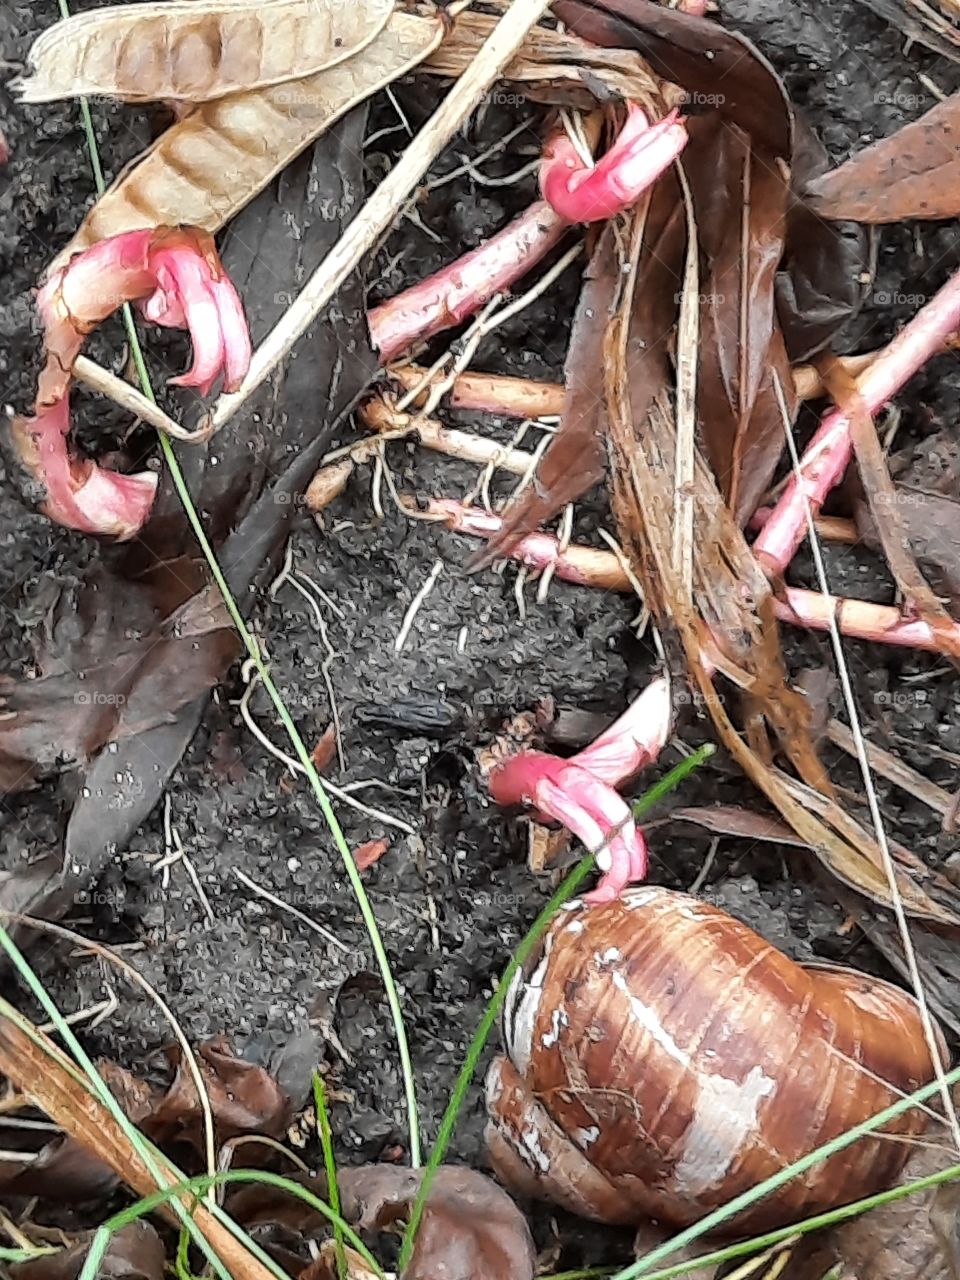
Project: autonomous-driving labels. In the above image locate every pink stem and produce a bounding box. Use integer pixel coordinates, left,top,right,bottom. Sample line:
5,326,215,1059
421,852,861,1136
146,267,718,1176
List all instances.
753,270,960,576
431,499,960,655
776,588,960,656
368,202,570,361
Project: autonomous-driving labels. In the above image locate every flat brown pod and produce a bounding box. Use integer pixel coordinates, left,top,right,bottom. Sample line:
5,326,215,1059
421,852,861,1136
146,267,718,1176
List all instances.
17,0,395,104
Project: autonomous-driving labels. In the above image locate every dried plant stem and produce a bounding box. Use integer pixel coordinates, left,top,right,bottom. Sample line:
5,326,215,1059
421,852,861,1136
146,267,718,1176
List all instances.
388,362,565,417
207,0,559,435
369,201,570,359
755,271,960,575
73,355,213,442
359,396,537,472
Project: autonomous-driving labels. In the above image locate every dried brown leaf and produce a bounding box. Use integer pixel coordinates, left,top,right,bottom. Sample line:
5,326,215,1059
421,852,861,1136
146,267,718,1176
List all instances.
806,92,960,223
18,0,394,103
57,12,444,262
98,1036,293,1160
681,117,793,523
785,1143,960,1280
230,1164,536,1280
8,1224,165,1280
668,805,808,847
467,225,620,568
855,484,960,607
553,0,792,155
0,1013,276,1280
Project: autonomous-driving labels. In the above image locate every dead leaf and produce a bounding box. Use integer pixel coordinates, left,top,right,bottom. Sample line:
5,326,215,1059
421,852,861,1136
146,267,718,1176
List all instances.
805,93,960,223
818,355,960,657
777,115,869,361
668,805,808,847
310,725,338,772
468,224,619,568
681,116,793,523
784,1143,960,1279
0,1131,120,1203
98,1036,295,1161
854,484,960,607
0,1012,276,1280
18,0,395,103
552,0,792,155
8,1224,164,1280
299,1242,380,1280
230,1164,536,1280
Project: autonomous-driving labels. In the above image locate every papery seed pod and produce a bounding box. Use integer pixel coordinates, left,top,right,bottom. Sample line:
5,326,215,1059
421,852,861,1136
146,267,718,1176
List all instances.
50,12,443,269
17,0,395,104
486,886,946,1233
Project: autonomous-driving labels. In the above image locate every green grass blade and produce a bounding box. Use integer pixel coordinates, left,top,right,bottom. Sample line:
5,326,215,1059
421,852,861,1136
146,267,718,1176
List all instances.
632,743,715,819
55,17,420,1166
313,1072,347,1280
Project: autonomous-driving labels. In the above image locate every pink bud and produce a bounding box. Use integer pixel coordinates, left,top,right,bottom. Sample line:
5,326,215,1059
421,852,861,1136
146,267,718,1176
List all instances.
17,226,251,539
541,104,687,224
490,751,649,903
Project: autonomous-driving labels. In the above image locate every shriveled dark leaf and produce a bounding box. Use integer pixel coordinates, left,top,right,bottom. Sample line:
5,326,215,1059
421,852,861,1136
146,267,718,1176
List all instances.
0,111,376,929
819,356,960,654
467,227,618,568
552,0,792,155
99,1036,295,1161
777,114,869,360
8,1224,164,1280
681,116,792,523
0,1133,119,1203
230,1164,536,1280
805,93,960,223
854,484,960,605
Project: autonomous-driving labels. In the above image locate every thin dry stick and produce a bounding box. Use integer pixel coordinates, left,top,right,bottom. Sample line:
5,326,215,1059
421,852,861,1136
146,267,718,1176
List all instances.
73,355,213,442
771,370,960,1157
207,0,558,435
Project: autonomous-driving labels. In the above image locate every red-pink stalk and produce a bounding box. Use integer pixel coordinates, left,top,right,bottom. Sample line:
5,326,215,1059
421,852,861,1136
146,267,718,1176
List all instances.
431,499,960,655
368,201,569,361
16,226,251,540
753,271,960,576
540,104,687,224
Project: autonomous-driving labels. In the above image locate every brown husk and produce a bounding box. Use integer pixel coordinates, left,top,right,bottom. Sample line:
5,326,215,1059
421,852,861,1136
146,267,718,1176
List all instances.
805,92,960,223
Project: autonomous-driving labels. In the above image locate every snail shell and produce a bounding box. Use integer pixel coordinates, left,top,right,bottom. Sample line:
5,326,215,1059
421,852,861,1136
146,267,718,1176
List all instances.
486,886,945,1233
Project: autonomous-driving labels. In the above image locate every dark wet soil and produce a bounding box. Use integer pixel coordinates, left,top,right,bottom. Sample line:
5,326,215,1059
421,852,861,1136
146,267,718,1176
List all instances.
1,0,959,1271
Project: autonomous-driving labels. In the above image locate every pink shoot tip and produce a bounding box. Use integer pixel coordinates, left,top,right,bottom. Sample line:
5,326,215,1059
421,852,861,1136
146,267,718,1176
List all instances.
540,104,687,224
489,751,649,904
15,226,251,539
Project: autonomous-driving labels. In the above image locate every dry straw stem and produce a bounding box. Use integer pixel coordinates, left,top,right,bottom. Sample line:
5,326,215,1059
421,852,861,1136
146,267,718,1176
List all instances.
207,0,559,435
0,1014,276,1280
73,355,214,442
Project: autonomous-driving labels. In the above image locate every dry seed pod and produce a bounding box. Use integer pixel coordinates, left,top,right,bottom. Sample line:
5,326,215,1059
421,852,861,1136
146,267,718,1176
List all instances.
17,0,394,104
52,12,443,269
486,886,946,1233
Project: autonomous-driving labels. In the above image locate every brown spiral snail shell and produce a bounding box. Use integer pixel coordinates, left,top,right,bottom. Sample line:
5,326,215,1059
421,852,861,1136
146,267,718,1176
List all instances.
486,886,946,1233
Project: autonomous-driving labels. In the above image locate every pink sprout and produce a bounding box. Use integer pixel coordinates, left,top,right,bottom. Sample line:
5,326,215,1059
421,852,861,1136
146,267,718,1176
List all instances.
17,226,251,540
540,104,687,223
490,752,649,904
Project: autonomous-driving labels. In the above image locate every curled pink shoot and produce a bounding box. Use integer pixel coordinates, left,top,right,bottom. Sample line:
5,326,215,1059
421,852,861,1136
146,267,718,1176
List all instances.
490,752,649,904
17,226,251,539
540,104,687,223
10,399,158,541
